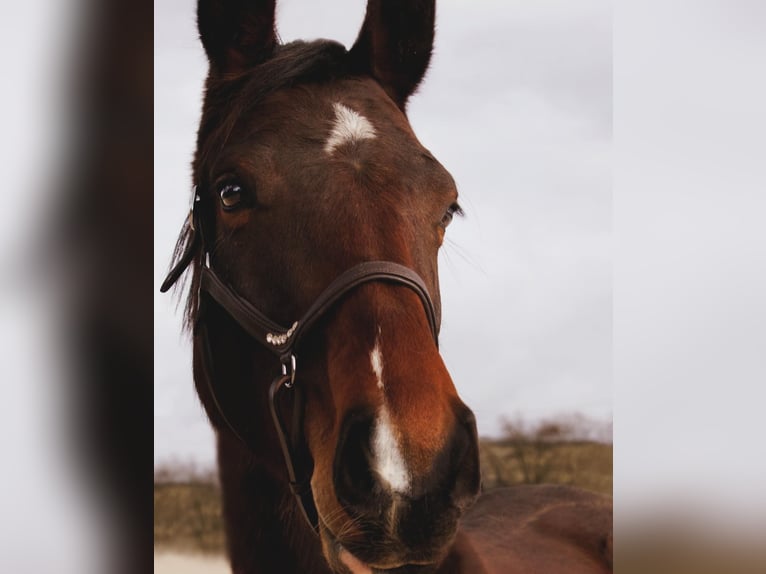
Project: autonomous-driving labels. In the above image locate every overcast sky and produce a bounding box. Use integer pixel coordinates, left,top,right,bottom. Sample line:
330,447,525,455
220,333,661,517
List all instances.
154,0,612,467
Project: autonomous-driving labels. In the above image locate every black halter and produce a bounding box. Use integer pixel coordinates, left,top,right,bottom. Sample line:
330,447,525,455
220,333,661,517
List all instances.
161,190,440,532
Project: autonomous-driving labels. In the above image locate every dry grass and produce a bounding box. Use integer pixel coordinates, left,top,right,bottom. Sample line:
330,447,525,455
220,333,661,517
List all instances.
479,439,613,495
154,482,225,554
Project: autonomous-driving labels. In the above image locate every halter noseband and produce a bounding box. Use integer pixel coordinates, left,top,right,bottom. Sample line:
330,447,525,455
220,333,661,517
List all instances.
160,190,440,532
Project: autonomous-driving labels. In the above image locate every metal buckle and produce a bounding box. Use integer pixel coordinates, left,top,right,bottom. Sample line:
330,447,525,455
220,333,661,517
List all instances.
281,354,297,388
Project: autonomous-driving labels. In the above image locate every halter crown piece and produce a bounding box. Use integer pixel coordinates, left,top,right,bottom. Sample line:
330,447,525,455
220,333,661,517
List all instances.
161,186,440,532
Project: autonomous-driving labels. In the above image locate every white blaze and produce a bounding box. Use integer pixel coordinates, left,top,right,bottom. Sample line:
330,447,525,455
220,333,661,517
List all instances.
370,339,384,390
324,102,376,154
372,407,410,494
369,333,410,493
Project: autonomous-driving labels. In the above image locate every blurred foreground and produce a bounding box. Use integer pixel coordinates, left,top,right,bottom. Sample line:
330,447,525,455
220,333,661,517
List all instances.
616,528,766,574
0,0,152,572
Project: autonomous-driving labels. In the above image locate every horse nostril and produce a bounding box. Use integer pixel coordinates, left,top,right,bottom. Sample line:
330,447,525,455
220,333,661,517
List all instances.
333,406,480,520
333,412,378,513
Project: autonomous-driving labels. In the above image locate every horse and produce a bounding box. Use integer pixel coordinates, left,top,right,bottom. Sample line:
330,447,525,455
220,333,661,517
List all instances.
161,1,613,573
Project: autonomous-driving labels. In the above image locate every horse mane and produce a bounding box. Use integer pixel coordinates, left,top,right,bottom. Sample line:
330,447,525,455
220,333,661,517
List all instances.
166,218,201,332
167,39,353,331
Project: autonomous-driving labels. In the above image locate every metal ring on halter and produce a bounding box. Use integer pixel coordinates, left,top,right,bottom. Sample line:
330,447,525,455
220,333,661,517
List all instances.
281,354,297,388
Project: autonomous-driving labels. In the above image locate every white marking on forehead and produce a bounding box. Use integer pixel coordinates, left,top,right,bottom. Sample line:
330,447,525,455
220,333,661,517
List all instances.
324,102,376,154
372,407,410,494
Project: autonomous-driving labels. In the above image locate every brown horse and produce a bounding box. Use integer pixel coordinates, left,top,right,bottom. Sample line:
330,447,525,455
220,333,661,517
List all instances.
161,1,612,573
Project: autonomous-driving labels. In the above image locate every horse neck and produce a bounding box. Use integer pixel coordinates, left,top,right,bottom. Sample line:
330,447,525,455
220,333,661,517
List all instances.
216,431,330,574
436,530,490,574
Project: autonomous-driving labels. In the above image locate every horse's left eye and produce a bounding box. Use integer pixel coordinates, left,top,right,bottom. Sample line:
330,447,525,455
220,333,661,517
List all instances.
441,203,463,228
219,184,243,210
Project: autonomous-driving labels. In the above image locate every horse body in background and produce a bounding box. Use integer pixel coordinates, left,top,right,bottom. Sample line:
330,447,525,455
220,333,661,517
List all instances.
163,1,612,573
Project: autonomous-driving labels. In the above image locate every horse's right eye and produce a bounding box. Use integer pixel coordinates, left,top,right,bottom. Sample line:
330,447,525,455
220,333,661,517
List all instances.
440,202,463,229
219,184,243,210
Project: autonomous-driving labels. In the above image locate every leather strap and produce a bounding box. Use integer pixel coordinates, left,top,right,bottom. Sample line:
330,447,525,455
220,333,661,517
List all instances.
200,268,290,343
199,260,440,357
269,373,319,530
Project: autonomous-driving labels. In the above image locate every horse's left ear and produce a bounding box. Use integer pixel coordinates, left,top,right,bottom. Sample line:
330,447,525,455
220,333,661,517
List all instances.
197,0,278,74
349,0,436,110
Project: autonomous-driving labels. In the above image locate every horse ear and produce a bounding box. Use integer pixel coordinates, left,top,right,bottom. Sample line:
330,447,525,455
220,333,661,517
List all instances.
197,0,277,74
349,0,436,110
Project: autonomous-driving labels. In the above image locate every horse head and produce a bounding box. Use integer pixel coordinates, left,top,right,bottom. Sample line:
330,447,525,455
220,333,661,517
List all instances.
165,2,481,571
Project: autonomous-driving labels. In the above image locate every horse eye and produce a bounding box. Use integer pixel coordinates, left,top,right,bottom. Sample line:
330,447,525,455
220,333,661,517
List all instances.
441,202,463,228
219,184,243,210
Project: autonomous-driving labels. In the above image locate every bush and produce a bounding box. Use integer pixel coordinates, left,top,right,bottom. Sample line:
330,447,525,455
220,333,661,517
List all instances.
479,414,612,495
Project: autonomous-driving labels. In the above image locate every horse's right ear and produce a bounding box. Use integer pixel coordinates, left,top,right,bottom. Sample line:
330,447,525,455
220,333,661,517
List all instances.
197,0,277,74
349,0,436,110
